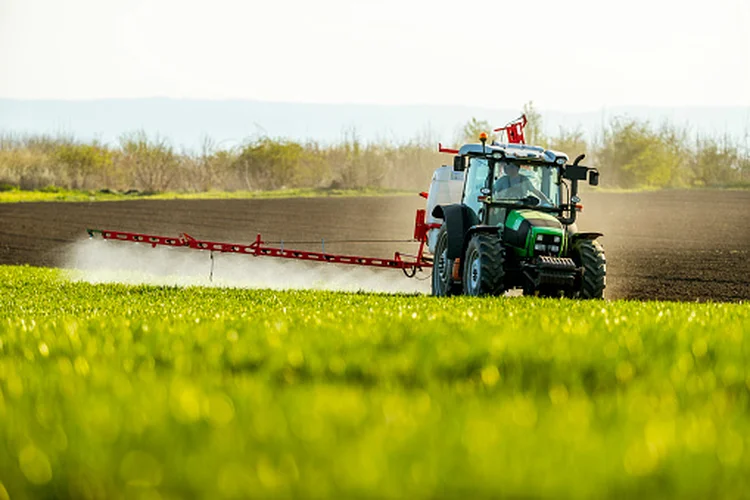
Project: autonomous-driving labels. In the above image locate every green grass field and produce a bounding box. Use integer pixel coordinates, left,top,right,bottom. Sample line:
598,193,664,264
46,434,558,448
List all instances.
1,266,749,499
0,187,409,204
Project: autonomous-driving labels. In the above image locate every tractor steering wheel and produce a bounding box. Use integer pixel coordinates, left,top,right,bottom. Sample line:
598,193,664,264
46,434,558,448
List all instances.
522,195,540,206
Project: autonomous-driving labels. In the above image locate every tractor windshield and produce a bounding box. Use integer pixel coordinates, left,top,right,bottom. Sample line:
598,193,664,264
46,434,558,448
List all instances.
492,162,561,207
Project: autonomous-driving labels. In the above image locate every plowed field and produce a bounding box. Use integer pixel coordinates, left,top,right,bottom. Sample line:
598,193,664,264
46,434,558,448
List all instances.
1,190,748,301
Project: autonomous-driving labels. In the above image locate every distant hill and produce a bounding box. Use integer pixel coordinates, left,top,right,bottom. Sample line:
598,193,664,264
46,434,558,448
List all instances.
1,98,748,151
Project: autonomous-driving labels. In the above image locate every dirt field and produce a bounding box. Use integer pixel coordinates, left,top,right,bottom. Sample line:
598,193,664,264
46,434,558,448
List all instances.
1,190,748,301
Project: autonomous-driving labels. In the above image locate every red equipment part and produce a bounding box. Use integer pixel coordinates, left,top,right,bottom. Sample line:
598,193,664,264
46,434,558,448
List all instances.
413,209,440,240
86,210,434,277
438,113,529,154
438,143,459,154
494,114,528,144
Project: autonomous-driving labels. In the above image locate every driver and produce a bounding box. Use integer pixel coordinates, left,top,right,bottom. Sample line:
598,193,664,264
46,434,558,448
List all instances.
493,163,552,204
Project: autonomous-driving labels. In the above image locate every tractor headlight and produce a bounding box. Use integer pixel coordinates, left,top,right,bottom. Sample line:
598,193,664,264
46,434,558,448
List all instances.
534,243,546,252
549,245,560,253
553,236,561,244
536,234,544,242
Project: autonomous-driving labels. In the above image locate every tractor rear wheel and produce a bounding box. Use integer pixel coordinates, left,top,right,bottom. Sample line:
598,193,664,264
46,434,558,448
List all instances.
570,239,606,299
432,226,460,296
462,233,505,296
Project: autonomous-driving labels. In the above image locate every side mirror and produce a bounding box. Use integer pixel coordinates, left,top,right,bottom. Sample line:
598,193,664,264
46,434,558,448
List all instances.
589,170,599,186
453,155,465,172
562,165,588,181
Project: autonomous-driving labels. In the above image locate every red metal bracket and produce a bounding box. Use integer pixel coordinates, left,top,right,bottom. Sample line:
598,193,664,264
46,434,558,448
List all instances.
438,143,459,154
494,114,528,144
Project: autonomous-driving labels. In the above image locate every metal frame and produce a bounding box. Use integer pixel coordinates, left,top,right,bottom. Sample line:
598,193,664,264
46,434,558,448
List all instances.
494,115,528,144
87,210,438,277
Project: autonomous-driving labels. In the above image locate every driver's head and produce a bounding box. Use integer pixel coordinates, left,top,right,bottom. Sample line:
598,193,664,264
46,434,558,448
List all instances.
504,163,520,176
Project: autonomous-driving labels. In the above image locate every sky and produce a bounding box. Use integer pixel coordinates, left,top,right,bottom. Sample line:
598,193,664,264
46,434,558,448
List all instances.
1,0,749,111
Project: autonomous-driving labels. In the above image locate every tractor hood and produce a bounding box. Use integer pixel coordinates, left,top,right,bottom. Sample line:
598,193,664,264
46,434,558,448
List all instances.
503,209,565,257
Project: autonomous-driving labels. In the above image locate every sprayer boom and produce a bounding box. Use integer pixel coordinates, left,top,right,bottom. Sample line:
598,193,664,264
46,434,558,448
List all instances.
87,211,433,277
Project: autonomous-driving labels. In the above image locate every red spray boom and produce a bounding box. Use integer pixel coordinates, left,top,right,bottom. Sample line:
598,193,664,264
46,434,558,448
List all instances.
86,209,435,279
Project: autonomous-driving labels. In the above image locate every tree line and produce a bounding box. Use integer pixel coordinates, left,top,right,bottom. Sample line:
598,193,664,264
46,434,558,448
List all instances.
1,108,748,193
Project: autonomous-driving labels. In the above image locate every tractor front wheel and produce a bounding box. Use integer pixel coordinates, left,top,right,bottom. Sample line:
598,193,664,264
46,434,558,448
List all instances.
432,226,460,297
462,233,505,297
569,239,606,299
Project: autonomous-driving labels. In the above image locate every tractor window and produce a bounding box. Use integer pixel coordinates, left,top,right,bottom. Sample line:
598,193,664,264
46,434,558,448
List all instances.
493,163,560,206
540,167,561,206
462,158,490,216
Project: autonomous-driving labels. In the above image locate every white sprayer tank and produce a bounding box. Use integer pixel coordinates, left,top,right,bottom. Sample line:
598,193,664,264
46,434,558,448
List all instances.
425,165,464,254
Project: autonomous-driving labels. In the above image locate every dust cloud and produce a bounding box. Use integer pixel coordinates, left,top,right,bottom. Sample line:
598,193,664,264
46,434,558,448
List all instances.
64,239,430,294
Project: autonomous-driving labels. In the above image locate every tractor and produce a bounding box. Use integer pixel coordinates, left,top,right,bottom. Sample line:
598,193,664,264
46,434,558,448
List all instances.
425,119,605,298
86,115,605,300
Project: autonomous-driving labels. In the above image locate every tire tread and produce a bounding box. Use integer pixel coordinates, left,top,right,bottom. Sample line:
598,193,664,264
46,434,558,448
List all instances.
463,233,506,296
576,239,606,299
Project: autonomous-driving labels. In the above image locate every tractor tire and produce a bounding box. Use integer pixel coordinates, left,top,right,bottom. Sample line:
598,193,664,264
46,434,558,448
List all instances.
570,239,606,299
432,226,460,297
462,233,505,297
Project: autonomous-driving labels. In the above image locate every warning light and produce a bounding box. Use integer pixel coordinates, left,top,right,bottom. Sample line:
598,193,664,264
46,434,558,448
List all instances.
479,132,488,142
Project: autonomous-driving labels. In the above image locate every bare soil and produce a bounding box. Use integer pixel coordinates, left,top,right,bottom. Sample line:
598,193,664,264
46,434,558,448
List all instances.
1,190,748,301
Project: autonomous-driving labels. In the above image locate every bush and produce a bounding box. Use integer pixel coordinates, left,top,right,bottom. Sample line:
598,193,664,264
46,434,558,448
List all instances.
689,137,743,187
52,142,113,189
595,118,689,188
233,137,310,190
118,132,181,192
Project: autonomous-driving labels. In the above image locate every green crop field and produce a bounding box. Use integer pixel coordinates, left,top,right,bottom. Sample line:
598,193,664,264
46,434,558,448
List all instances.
0,265,749,499
0,187,408,204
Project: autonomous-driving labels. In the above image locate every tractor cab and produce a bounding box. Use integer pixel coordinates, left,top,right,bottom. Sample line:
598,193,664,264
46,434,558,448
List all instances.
455,143,566,225
427,115,606,298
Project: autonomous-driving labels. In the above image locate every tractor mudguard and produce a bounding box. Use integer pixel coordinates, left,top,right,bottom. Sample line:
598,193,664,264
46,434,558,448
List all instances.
432,204,478,259
466,225,503,237
570,231,604,242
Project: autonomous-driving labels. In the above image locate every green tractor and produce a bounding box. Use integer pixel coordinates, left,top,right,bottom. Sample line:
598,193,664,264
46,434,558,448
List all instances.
428,133,605,298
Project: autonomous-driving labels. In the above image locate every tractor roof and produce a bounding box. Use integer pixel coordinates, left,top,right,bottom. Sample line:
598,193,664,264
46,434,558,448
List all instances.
458,142,569,164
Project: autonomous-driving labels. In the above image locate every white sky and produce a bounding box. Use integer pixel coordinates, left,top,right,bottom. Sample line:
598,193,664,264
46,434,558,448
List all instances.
1,0,749,111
